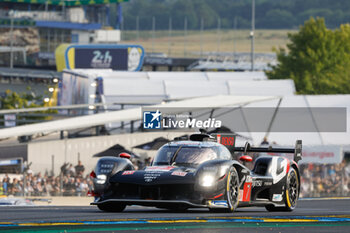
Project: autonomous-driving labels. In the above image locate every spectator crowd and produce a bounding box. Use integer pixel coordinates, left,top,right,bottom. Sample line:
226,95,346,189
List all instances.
0,161,92,197
299,160,350,198
0,158,151,197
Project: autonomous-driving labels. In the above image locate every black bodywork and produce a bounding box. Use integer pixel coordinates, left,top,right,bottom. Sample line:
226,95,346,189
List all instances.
91,134,302,212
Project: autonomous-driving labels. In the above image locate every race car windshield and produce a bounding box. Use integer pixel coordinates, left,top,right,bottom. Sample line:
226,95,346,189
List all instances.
153,146,218,166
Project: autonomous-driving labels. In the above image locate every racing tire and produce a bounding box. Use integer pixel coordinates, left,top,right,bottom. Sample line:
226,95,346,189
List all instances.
265,167,299,212
210,166,239,213
97,203,126,212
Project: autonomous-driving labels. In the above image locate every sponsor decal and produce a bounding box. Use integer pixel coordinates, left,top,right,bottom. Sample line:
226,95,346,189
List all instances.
122,171,135,175
238,190,244,202
208,200,228,208
246,176,253,183
252,180,262,187
272,194,283,202
144,171,163,182
171,171,187,177
145,166,175,171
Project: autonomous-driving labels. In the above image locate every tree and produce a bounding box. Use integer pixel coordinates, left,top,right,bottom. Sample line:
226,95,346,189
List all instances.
170,0,198,29
121,0,350,30
266,17,350,94
259,9,295,29
0,89,57,126
0,90,39,109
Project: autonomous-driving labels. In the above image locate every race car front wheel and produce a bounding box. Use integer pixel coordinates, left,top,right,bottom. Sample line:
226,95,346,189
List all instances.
265,167,299,212
210,166,239,213
97,203,126,212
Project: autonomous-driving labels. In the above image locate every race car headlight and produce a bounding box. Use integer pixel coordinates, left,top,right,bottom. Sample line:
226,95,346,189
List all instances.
96,174,107,184
200,175,215,187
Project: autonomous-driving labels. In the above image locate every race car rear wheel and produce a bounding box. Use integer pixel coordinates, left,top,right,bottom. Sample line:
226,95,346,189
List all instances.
284,167,299,211
97,203,126,212
265,167,299,212
210,166,239,213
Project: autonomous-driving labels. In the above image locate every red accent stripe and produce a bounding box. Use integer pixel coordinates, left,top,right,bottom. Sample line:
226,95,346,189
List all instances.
292,160,299,169
87,190,100,197
218,174,227,181
213,193,224,199
286,159,291,173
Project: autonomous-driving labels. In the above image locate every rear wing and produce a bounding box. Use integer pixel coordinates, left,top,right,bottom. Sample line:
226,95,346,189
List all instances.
188,133,302,163
233,140,302,163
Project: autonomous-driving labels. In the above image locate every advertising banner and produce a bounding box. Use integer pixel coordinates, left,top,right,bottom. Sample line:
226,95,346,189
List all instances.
59,72,90,115
4,114,16,127
55,44,144,72
301,145,343,164
75,48,128,70
280,145,343,164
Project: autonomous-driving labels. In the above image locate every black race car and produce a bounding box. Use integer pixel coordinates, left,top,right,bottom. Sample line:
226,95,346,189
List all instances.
90,133,302,213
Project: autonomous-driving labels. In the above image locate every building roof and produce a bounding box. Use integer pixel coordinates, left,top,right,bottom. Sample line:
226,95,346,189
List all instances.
0,67,60,80
35,21,101,30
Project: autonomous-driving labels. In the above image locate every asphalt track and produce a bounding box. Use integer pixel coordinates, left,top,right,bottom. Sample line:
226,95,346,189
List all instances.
0,198,349,233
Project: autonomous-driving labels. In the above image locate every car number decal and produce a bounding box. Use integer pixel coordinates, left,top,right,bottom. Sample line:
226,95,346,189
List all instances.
271,157,288,184
242,176,252,202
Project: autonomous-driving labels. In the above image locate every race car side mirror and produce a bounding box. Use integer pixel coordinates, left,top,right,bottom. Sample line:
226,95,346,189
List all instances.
119,153,131,159
90,170,96,178
239,155,253,162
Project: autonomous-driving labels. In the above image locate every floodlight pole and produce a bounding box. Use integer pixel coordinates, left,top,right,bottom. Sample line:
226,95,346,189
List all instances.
200,17,204,58
10,15,14,69
136,15,139,41
233,16,237,56
152,16,155,54
184,16,187,57
168,17,172,56
251,0,255,71
217,17,221,54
